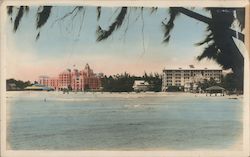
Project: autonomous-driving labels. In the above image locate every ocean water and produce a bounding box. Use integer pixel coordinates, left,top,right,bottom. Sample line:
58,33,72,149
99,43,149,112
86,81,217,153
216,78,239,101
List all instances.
6,91,242,150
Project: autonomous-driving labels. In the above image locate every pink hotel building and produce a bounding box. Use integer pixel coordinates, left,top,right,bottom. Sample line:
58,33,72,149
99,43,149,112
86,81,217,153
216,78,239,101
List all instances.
38,64,102,91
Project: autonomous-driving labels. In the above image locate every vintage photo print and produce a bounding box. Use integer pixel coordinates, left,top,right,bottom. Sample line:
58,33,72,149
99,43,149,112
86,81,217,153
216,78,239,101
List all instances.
1,0,249,157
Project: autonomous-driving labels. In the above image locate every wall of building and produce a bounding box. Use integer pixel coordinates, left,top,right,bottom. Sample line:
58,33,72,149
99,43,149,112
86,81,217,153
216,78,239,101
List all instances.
162,68,222,92
38,64,101,91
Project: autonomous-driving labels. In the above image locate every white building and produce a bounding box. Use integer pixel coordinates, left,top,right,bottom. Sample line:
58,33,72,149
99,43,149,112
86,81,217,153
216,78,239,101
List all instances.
162,67,222,92
133,80,150,92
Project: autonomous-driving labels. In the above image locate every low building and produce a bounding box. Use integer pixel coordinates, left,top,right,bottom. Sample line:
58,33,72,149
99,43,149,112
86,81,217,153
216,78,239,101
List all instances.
24,84,54,91
206,86,225,96
133,80,150,92
162,66,222,92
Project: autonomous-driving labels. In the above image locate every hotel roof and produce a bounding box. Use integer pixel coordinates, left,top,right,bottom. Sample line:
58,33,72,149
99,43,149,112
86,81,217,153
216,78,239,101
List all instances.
163,64,222,71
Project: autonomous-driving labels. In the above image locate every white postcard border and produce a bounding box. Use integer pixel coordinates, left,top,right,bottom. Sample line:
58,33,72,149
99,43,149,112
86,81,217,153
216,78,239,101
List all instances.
0,1,249,157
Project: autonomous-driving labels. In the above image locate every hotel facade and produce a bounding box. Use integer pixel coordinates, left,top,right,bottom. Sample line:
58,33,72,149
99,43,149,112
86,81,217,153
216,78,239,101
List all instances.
38,64,102,91
162,67,222,92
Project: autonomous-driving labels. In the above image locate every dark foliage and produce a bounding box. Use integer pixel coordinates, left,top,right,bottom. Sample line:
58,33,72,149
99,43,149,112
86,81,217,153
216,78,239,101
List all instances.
142,72,162,92
198,73,241,92
35,6,52,40
36,32,40,40
164,7,245,91
7,6,14,22
150,7,158,14
101,72,162,92
12,6,30,31
235,8,245,31
197,42,218,60
97,6,101,20
36,6,52,29
96,7,127,41
14,6,24,32
201,8,244,90
195,31,213,46
101,73,135,92
198,78,218,91
7,6,13,15
25,6,29,12
162,7,180,43
6,78,31,90
221,73,241,92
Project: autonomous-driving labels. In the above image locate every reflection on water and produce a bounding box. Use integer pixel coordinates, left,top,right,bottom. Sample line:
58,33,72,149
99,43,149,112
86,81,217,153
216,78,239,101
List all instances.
6,91,242,150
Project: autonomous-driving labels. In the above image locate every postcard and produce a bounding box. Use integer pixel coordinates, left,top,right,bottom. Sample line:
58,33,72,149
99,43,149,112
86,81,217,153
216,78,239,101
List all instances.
1,0,249,157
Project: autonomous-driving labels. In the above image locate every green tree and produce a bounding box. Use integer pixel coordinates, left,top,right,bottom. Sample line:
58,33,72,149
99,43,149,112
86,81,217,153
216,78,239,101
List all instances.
143,72,162,92
197,78,218,91
100,72,161,92
220,73,239,92
6,78,31,90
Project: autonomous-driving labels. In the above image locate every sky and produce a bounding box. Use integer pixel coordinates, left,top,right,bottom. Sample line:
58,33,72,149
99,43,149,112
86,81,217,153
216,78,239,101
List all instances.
6,6,224,82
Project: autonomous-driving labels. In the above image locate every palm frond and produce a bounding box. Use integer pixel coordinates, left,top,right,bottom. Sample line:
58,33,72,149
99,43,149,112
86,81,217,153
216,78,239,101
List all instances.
150,7,158,14
195,31,213,46
197,43,218,61
14,6,24,32
235,8,245,31
97,6,101,20
162,7,180,43
36,6,52,29
7,6,13,15
96,7,127,41
24,6,29,13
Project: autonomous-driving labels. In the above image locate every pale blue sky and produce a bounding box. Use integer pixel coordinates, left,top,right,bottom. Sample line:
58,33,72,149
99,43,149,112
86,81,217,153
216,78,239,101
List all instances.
6,6,221,81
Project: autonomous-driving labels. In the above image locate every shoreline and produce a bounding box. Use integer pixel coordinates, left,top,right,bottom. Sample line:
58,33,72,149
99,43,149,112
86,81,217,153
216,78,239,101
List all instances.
5,91,243,100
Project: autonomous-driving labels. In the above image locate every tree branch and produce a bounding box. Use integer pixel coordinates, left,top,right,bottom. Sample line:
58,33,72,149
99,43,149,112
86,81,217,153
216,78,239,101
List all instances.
51,7,80,27
175,7,245,42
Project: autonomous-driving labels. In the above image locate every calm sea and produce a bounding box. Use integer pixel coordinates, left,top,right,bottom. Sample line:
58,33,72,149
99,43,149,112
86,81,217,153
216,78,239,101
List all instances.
6,91,242,150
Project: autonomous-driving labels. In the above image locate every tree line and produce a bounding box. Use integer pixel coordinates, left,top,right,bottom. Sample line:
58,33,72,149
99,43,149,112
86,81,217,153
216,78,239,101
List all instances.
6,78,32,90
6,71,241,93
101,72,162,92
197,73,242,93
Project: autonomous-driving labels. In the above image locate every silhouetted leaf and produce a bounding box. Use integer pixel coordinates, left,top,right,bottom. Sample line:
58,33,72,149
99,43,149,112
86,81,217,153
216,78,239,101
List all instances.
97,6,101,20
197,43,218,61
195,32,213,46
7,6,14,22
25,6,29,12
150,7,158,14
7,6,13,15
235,8,245,31
162,7,180,43
36,6,52,29
14,6,24,32
96,7,127,41
36,32,40,40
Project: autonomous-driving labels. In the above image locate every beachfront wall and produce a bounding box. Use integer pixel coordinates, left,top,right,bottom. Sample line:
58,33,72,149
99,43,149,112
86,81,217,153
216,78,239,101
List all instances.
162,67,222,92
38,64,101,91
